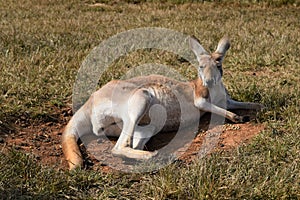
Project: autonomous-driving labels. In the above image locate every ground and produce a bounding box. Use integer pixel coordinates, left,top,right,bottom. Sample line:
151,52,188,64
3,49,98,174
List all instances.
0,107,264,172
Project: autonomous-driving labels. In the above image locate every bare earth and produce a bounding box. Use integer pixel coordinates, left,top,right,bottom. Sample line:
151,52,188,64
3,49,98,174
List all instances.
0,107,264,172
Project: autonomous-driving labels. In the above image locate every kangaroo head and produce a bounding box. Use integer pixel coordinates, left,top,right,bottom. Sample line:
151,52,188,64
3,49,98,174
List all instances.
190,36,230,88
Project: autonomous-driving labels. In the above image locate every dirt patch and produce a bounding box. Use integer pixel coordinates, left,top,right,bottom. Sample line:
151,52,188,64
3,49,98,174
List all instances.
1,120,69,169
0,108,264,172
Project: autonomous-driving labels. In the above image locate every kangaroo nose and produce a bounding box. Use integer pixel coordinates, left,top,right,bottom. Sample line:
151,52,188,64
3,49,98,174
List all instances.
206,79,214,87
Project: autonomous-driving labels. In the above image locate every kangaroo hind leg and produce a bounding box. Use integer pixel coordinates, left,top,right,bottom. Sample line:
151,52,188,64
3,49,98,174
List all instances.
112,89,157,160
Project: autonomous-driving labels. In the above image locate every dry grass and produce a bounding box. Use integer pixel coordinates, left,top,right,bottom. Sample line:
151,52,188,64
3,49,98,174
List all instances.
0,0,299,199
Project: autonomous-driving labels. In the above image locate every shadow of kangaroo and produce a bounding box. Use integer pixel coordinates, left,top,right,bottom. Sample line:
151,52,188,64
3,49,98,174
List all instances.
62,36,264,170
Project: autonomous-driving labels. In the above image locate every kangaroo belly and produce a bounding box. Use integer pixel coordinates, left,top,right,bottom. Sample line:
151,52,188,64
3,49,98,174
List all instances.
139,85,200,132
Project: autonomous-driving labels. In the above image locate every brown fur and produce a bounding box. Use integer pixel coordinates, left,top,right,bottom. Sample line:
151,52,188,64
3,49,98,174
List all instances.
191,78,209,99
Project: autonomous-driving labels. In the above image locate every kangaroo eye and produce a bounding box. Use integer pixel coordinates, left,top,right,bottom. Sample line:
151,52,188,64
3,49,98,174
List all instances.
199,66,205,69
215,57,222,62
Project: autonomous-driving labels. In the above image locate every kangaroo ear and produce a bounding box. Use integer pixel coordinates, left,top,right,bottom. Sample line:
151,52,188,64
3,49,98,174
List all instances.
189,36,208,62
216,36,230,54
213,36,230,63
212,36,230,63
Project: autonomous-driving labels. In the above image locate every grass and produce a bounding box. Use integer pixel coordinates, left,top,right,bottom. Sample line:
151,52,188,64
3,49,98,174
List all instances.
0,0,299,199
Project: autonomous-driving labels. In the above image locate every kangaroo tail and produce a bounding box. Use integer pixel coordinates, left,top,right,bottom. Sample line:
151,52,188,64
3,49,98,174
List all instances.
62,118,83,170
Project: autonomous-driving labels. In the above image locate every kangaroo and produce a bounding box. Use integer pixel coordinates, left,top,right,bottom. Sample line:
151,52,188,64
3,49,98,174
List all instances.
62,36,263,170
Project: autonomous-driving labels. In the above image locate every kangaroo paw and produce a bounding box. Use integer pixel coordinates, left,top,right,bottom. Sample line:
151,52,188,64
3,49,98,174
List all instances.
232,115,250,123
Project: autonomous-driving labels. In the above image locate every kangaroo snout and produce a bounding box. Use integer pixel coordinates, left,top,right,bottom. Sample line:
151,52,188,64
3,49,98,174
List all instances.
205,79,215,87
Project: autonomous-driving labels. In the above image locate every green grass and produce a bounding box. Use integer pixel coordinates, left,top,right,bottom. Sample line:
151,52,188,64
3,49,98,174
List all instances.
0,151,142,199
0,0,299,199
